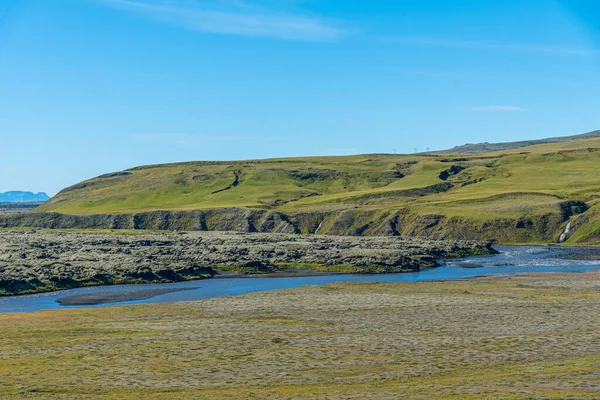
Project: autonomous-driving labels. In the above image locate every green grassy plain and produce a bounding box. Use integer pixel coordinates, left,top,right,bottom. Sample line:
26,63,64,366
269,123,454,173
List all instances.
3,272,600,399
33,136,600,244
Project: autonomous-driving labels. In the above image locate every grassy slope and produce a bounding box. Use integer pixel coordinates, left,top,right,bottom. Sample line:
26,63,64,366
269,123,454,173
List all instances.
3,272,600,399
37,137,600,243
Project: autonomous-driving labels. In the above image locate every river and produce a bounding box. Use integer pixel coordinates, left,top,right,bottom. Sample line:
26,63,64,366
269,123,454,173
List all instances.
1,245,600,313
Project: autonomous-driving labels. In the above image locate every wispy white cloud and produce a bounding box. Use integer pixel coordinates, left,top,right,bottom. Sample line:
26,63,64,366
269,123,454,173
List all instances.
95,0,346,41
387,37,599,56
462,105,524,112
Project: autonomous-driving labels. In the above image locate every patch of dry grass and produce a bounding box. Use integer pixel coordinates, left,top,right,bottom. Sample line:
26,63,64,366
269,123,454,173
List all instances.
3,272,600,399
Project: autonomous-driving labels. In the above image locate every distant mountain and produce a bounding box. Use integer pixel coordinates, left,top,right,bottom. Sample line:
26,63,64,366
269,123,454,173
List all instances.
0,191,50,203
437,130,600,154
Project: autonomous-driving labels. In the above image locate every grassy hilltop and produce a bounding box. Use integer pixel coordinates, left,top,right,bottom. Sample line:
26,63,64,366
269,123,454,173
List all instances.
25,133,600,244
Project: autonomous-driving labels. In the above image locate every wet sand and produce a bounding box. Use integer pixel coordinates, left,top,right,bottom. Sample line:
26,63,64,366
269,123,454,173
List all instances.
56,287,199,306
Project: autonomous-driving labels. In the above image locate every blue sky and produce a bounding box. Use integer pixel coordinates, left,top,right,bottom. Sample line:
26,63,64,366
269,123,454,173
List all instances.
1,0,600,195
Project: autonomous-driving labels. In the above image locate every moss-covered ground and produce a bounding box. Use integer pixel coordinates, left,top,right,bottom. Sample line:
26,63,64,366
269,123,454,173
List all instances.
3,271,600,399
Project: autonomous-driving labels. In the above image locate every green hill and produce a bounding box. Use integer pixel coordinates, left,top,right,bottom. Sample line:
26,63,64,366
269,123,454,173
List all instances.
8,134,600,245
438,129,600,154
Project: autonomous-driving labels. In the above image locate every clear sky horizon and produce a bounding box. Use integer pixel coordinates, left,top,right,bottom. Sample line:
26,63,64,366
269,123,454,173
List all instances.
2,0,600,195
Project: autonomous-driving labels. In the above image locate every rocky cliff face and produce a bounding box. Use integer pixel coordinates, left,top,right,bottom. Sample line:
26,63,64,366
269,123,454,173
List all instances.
0,200,590,243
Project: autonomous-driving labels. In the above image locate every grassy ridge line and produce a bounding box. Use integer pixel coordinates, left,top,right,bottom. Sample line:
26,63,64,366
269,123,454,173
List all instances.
27,136,600,244
438,129,600,154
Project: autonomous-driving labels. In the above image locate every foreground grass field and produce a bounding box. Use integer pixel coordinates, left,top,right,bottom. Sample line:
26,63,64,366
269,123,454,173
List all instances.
3,272,600,399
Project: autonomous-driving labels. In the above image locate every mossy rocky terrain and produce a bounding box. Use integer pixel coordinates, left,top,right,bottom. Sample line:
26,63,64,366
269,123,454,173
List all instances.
0,231,493,295
0,202,44,215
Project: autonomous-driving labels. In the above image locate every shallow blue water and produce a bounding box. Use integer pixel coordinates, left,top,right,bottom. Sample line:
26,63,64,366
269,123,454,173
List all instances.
1,245,599,313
